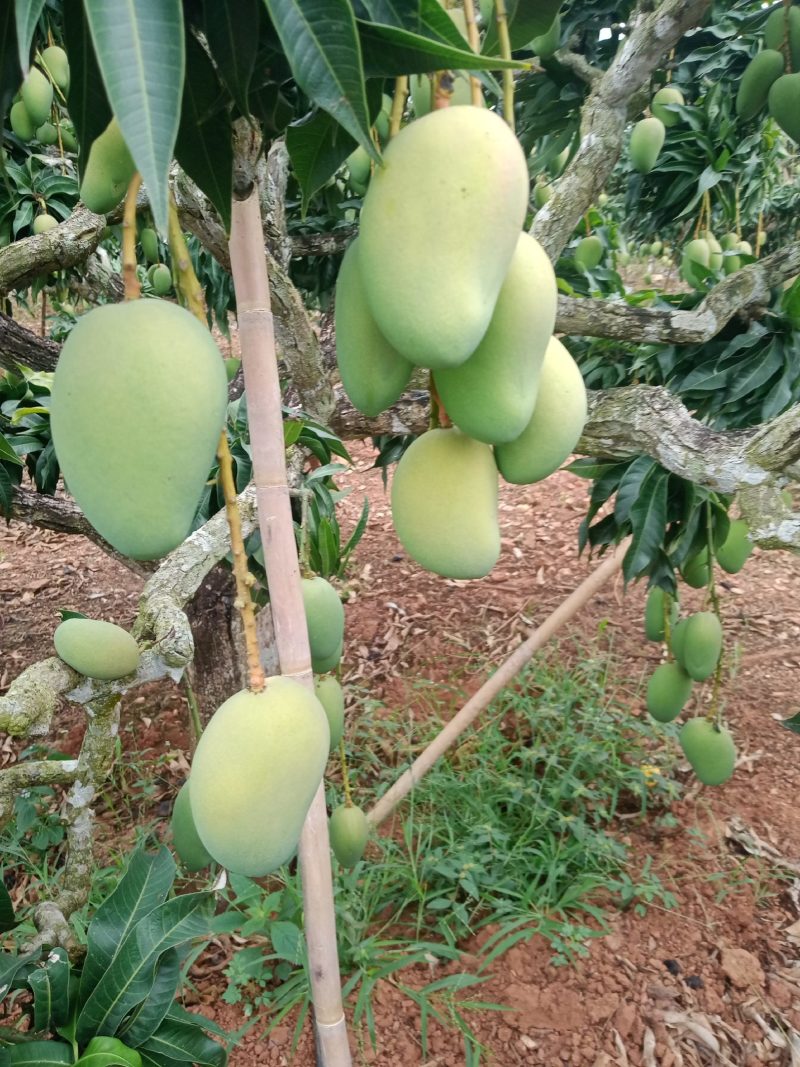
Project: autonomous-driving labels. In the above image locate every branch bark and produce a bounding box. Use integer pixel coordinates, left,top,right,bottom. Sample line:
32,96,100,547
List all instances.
0,207,107,293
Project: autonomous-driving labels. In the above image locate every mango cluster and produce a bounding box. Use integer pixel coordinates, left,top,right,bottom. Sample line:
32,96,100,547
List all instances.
736,6,800,142
681,231,752,283
9,46,76,151
335,107,587,580
629,85,684,174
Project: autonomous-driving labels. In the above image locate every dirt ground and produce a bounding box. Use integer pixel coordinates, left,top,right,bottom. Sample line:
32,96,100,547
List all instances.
3,442,800,1067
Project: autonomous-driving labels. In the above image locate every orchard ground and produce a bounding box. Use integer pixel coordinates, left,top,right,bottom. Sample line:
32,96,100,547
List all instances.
3,439,800,1066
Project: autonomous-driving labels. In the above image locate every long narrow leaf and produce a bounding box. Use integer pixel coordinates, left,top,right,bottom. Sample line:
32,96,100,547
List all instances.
202,0,260,117
0,1042,73,1064
117,949,181,1047
62,0,112,178
140,1018,226,1067
14,0,46,73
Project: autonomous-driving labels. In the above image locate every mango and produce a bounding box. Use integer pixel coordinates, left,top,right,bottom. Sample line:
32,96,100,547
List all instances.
391,428,500,579
54,617,140,679
736,50,785,120
495,337,587,485
21,67,53,126
575,235,603,270
359,108,529,369
140,227,159,264
32,213,58,234
60,124,78,152
629,117,665,174
40,45,70,93
649,240,663,257
768,73,800,143
302,576,345,664
346,144,371,188
531,13,561,58
700,231,723,271
682,611,722,681
534,181,551,208
36,122,58,145
723,250,741,275
644,586,679,642
670,617,691,667
315,675,345,750
680,548,710,589
679,718,736,786
79,117,136,215
10,101,36,141
312,639,342,675
189,680,330,876
329,804,369,867
681,239,710,285
716,518,752,574
738,239,753,256
374,93,392,142
646,661,693,723
765,6,800,72
50,300,227,560
548,147,569,178
434,233,556,444
651,85,684,126
334,238,413,417
170,782,212,871
150,263,172,295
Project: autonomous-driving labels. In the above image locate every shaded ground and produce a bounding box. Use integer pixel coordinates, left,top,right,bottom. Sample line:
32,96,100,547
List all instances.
2,444,800,1066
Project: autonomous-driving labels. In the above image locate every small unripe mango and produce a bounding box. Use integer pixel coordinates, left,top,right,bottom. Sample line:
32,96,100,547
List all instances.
54,617,140,679
650,86,684,127
80,117,136,214
679,718,736,786
680,548,710,589
629,117,665,174
150,263,172,295
302,577,345,664
646,661,693,723
329,804,369,867
171,782,212,871
10,101,36,141
716,518,752,574
736,50,785,120
644,586,678,642
36,121,58,145
21,67,53,126
315,674,345,750
140,227,159,264
682,611,722,681
575,235,604,271
32,213,58,234
40,46,70,93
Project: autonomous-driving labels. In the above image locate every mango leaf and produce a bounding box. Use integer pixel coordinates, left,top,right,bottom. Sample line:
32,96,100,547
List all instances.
175,32,232,233
63,0,112,179
28,949,70,1032
0,1042,73,1064
359,19,522,76
360,0,474,49
614,456,656,525
0,884,15,934
202,0,260,118
624,467,669,580
75,893,214,1044
483,0,562,53
262,0,376,160
0,434,22,466
74,1036,143,1066
83,0,185,232
247,81,294,135
286,110,356,214
14,0,46,73
79,847,176,1006
140,1018,226,1067
0,948,41,999
781,711,800,735
0,4,21,127
116,949,181,1047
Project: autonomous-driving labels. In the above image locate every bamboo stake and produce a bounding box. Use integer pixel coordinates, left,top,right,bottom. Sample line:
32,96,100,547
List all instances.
462,0,483,106
122,173,142,300
367,539,629,827
228,191,351,1067
494,0,515,132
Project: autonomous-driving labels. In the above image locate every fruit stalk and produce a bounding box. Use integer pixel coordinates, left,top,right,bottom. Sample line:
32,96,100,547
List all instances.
389,76,407,138
494,0,515,131
229,190,350,1067
461,0,483,105
368,540,629,827
121,172,142,300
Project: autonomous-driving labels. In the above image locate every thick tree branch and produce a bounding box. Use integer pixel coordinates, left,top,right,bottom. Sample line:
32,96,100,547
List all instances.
0,207,106,293
532,0,713,261
0,311,60,372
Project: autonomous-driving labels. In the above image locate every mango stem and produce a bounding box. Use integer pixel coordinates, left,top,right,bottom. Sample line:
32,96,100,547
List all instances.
121,172,142,301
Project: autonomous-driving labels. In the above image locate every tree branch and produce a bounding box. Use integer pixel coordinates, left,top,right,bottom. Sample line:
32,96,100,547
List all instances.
0,312,60,372
0,207,107,293
532,0,713,261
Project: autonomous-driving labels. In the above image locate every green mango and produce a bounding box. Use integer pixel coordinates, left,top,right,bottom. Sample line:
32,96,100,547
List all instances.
170,781,212,871
334,238,413,417
629,117,665,174
703,232,723,271
190,680,330,876
60,124,78,152
736,50,785,120
575,235,604,270
329,804,369,867
716,518,752,574
374,93,392,142
54,617,140,679
738,239,753,256
768,72,800,143
764,5,800,73
79,117,136,214
649,240,663,257
359,108,529,369
670,617,691,667
534,181,551,208
531,13,561,58
312,640,342,675
140,226,159,264
35,121,58,145
391,427,500,579
679,718,736,786
682,611,722,681
346,144,371,187
680,548,710,589
50,300,227,560
681,239,711,286
315,675,345,750
434,233,557,444
650,85,684,126
40,45,70,93
20,67,53,126
495,337,587,485
10,101,36,141
32,213,58,234
644,586,679,642
302,576,345,664
150,263,172,295
646,661,693,723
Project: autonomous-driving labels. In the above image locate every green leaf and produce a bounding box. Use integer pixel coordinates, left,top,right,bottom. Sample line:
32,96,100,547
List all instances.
79,847,176,1006
75,893,214,1044
42,949,70,1028
359,19,522,76
140,1018,226,1067
781,711,800,735
75,1036,142,1067
0,1042,73,1064
117,949,180,1047
0,948,42,1000
0,4,21,125
263,0,375,159
63,0,112,180
483,0,562,53
0,884,15,934
269,921,303,964
624,467,669,580
0,434,23,466
83,0,185,232
175,32,232,233
15,0,46,73
202,0,260,118
614,456,656,526
342,496,369,562
286,109,357,214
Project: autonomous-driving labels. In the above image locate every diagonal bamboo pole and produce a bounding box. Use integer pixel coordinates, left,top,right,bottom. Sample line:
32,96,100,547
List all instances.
367,540,629,827
229,191,351,1067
